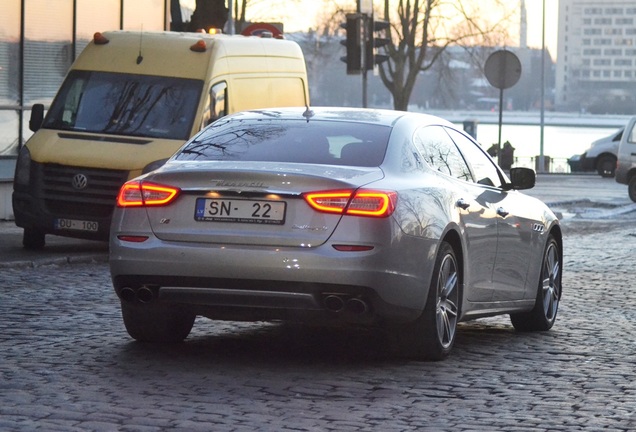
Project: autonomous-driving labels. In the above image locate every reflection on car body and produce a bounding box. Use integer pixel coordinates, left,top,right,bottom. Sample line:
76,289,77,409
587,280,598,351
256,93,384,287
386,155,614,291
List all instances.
109,107,563,360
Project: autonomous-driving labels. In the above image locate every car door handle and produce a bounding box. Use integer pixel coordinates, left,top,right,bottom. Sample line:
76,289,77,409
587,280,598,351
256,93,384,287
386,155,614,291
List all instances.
497,207,509,218
456,198,470,210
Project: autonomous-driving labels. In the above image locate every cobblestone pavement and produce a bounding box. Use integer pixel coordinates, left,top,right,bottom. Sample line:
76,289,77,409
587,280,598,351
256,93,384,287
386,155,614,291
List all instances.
1,175,636,431
1,218,635,431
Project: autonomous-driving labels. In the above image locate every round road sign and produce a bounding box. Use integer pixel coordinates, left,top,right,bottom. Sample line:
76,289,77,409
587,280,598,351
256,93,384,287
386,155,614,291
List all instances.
484,50,522,90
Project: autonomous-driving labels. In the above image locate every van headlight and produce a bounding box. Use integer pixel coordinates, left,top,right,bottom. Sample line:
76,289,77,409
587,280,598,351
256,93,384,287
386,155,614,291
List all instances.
14,145,32,187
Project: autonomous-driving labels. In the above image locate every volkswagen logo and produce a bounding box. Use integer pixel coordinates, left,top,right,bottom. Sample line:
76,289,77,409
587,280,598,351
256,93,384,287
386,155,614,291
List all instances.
71,173,89,190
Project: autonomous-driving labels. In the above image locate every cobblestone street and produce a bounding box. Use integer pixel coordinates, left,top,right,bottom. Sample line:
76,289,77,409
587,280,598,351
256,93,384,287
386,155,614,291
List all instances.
1,220,635,431
1,176,636,431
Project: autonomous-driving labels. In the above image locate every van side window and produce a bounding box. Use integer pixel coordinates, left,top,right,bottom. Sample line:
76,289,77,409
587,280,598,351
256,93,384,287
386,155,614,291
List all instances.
209,82,227,124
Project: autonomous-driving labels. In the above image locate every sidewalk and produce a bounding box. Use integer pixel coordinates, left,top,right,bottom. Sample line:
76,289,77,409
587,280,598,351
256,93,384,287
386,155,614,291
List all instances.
0,174,633,269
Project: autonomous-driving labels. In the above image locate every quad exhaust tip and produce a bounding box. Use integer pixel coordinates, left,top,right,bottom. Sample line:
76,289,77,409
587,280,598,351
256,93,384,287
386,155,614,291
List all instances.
119,286,156,303
323,294,368,314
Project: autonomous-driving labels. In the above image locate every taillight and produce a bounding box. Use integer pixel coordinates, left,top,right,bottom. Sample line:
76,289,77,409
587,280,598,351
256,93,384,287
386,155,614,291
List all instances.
303,189,397,217
116,181,180,207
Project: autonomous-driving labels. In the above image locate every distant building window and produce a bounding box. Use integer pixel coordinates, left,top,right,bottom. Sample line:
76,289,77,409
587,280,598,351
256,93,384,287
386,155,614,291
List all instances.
604,49,622,55
614,70,622,78
626,71,633,78
583,18,592,25
584,28,602,35
594,18,612,25
616,18,633,25
593,59,611,66
627,8,636,14
615,59,632,66
603,70,611,77
583,39,591,45
605,8,623,15
626,29,636,35
615,39,633,46
627,49,636,55
593,38,611,45
583,48,602,55
584,8,603,15
605,28,622,35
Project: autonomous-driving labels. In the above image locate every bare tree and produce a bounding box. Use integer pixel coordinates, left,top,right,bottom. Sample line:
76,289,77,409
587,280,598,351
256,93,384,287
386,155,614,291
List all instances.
378,0,516,111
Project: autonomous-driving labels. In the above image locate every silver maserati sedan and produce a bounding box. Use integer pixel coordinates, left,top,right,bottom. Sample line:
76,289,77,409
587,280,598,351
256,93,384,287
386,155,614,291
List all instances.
109,107,562,360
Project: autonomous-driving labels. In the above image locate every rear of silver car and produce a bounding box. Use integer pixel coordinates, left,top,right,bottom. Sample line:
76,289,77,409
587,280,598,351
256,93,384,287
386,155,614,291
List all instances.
110,112,440,331
110,163,435,324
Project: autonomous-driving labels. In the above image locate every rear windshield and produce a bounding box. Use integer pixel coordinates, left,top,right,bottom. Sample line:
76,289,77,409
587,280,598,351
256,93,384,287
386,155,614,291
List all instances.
43,70,202,140
173,118,391,167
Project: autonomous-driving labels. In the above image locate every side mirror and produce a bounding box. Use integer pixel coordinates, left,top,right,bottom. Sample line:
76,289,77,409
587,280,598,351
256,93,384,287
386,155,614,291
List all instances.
29,104,45,132
506,167,536,190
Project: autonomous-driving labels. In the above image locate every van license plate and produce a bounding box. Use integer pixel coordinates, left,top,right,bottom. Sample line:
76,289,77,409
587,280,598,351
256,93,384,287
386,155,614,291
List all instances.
195,198,286,225
55,218,99,232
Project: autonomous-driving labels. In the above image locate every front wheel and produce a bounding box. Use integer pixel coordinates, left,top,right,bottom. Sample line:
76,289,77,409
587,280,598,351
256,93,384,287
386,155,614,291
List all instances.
629,177,636,203
121,301,196,343
511,236,561,331
390,241,460,361
23,228,45,250
596,155,616,178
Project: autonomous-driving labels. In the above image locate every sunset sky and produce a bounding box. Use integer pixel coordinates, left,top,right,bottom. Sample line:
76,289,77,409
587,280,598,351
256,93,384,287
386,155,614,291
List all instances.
221,0,559,56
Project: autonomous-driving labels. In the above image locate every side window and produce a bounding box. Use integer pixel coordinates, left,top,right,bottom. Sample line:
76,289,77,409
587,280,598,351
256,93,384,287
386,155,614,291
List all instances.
445,127,502,188
207,81,227,126
629,124,636,143
413,126,472,181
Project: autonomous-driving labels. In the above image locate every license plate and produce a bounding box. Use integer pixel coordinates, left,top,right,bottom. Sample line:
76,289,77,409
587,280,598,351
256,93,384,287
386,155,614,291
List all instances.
54,218,99,232
195,198,286,225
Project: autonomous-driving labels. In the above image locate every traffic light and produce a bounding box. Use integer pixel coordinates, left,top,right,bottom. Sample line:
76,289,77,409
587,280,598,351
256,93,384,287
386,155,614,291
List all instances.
340,14,362,75
365,19,390,69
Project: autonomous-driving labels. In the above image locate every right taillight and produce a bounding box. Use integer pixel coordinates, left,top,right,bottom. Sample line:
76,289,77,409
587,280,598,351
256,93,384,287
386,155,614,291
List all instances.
303,189,397,217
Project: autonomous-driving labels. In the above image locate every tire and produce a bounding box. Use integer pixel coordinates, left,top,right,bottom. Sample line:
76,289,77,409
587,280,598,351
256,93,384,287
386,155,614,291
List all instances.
121,301,196,343
596,155,616,178
391,242,460,361
629,177,636,203
23,228,45,250
510,236,561,332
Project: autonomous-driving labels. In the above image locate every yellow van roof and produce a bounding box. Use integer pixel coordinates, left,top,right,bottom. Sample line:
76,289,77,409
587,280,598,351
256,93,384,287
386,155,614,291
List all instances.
71,31,305,79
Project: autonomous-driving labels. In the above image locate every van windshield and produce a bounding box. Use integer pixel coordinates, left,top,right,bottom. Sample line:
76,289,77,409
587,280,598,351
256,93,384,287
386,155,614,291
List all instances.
43,70,202,140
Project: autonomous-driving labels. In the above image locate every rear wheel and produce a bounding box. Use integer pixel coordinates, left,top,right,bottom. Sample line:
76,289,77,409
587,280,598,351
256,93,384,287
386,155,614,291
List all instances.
511,236,561,331
596,155,616,177
391,242,460,361
121,301,196,343
629,177,636,203
23,228,45,250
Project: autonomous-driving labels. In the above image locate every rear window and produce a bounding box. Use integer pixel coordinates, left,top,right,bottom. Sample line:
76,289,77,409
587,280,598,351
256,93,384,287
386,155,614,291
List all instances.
173,118,391,167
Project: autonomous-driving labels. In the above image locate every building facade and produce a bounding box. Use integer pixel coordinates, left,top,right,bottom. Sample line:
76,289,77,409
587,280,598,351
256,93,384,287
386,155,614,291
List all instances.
556,0,636,113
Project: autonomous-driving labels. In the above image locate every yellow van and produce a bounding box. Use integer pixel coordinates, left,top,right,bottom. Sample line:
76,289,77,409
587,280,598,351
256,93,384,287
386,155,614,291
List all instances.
12,30,309,248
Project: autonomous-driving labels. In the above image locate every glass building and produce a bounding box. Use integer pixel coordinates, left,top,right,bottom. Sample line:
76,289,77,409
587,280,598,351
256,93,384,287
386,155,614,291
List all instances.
0,0,171,219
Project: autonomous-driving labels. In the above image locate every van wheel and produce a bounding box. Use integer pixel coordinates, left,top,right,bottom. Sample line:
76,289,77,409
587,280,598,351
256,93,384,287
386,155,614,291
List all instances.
629,177,636,202
23,228,45,250
596,155,616,177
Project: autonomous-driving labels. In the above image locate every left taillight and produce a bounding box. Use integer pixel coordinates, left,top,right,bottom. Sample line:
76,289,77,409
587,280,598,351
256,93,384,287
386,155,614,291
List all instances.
303,189,397,217
116,181,180,207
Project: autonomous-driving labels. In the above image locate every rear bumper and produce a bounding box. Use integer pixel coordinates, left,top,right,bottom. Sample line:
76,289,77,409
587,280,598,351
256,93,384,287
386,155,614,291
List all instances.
109,233,438,324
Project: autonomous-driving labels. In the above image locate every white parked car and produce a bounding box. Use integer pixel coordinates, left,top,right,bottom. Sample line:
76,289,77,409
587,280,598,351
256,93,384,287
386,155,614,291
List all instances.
580,128,622,177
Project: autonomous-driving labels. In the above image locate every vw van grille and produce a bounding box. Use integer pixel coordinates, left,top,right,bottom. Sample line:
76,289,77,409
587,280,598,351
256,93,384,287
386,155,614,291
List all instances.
37,163,128,218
